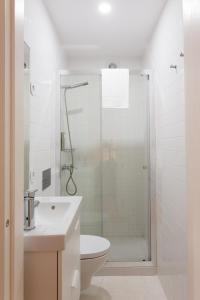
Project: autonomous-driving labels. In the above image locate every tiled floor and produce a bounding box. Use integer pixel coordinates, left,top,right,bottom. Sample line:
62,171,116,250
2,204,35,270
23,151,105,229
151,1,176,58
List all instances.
80,276,167,300
107,237,149,262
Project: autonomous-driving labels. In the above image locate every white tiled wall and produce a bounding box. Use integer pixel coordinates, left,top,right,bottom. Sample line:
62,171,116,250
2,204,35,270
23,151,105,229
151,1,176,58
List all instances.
143,0,187,299
24,0,67,195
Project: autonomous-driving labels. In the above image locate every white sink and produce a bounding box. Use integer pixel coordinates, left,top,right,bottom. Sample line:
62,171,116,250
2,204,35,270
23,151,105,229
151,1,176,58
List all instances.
35,201,70,226
24,196,82,252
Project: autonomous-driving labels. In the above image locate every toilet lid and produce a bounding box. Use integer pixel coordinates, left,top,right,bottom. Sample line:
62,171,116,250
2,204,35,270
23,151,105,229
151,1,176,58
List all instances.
80,235,110,259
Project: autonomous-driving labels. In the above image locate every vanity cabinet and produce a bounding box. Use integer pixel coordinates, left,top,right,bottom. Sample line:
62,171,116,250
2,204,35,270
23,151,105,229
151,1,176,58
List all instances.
24,216,80,300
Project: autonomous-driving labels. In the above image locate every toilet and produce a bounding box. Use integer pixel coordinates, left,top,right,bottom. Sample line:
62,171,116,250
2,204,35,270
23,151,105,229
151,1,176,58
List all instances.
80,235,110,290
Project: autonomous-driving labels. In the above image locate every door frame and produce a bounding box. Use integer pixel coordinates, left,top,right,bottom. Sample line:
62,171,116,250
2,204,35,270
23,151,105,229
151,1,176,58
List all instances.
2,0,200,300
0,1,7,298
183,1,200,299
0,0,24,299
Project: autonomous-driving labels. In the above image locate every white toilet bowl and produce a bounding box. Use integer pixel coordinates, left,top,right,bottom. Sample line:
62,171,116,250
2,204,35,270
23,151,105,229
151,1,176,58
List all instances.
80,235,110,290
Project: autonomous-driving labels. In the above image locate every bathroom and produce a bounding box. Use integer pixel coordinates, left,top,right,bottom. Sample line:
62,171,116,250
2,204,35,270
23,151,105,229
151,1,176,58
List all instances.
2,0,200,299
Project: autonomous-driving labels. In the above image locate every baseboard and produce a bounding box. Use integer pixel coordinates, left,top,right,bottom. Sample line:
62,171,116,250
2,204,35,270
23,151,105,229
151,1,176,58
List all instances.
97,261,157,276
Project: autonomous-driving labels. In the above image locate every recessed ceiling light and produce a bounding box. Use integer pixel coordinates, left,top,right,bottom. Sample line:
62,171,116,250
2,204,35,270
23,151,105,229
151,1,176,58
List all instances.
98,2,112,15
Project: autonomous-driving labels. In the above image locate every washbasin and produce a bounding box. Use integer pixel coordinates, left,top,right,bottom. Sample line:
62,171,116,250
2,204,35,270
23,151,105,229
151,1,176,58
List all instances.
24,196,82,252
35,200,70,227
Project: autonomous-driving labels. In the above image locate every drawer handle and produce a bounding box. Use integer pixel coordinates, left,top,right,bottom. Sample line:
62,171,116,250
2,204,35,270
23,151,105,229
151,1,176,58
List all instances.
71,270,80,289
74,220,80,232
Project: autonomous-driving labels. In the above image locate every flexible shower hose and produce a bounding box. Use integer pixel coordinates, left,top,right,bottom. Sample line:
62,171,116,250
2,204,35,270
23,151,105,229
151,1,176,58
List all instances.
64,89,78,196
65,165,77,196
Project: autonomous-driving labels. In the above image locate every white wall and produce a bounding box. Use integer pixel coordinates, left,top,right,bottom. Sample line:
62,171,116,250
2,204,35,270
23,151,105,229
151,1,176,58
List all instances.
143,0,187,299
24,0,67,195
67,56,142,74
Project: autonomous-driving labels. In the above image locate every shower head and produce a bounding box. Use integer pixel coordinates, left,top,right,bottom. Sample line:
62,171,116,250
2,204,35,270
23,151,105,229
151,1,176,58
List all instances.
61,82,89,90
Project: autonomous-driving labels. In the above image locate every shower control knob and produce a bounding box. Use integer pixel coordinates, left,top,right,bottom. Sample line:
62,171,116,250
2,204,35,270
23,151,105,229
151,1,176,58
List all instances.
142,165,148,170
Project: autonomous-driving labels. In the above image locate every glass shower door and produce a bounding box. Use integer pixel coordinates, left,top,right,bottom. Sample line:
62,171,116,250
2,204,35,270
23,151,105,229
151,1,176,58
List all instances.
60,72,150,262
101,73,150,262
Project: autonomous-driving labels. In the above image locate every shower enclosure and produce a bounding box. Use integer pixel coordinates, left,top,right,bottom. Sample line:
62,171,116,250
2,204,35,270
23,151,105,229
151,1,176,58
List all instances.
60,72,151,263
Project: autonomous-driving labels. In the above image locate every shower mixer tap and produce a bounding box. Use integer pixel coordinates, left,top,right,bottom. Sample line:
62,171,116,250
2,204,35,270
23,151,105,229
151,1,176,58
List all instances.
62,164,76,171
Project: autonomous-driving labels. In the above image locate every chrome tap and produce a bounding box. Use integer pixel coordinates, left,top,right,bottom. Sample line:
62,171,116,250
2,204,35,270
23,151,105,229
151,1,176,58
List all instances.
24,189,39,231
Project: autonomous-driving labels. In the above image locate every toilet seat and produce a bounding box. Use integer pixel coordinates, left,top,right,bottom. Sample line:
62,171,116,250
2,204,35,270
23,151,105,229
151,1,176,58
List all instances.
80,235,110,259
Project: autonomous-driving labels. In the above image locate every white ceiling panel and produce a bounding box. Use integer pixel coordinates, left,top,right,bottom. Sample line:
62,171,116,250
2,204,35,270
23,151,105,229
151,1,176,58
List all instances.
43,0,167,58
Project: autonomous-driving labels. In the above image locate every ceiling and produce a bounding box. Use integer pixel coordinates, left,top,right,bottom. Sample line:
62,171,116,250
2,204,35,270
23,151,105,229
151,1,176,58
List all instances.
43,0,167,59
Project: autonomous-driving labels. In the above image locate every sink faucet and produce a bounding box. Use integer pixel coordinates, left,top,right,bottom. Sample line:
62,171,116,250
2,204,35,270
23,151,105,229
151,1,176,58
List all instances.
24,189,39,231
